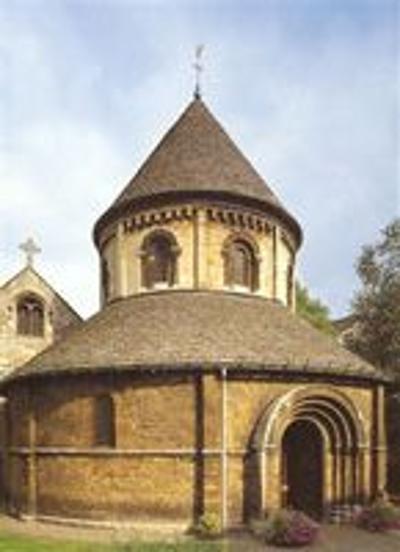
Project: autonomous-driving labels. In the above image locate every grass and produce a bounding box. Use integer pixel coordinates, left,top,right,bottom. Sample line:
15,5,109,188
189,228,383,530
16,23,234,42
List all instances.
0,534,223,552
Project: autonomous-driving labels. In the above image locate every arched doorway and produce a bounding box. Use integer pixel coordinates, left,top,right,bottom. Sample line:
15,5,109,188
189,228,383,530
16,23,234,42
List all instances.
249,386,370,522
282,420,323,519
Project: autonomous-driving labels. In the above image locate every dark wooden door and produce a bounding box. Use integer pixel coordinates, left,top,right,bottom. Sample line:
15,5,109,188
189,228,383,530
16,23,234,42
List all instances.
282,420,324,519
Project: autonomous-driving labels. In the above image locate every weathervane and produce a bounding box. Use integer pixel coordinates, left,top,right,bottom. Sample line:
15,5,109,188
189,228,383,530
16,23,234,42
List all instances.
19,237,41,267
193,44,205,99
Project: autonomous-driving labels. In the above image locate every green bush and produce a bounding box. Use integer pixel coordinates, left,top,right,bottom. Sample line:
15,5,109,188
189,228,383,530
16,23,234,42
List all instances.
192,513,222,539
250,509,321,547
355,499,400,532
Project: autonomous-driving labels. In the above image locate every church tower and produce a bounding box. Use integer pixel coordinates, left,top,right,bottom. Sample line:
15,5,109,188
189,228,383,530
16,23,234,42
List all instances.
94,98,301,310
2,96,386,530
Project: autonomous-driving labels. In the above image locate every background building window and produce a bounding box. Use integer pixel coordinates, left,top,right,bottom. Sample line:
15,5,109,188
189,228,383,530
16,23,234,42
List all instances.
94,395,115,447
224,238,258,291
141,231,179,289
17,294,44,337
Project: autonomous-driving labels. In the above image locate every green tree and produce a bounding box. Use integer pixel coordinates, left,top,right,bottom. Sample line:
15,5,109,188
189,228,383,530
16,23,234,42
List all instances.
296,282,335,335
349,218,400,375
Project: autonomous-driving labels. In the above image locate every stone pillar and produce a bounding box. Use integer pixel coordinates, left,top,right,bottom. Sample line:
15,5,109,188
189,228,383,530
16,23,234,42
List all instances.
27,391,37,518
331,448,339,505
115,222,127,298
289,261,296,313
373,384,387,496
0,398,7,510
272,226,278,300
192,208,200,289
336,445,344,505
343,449,354,504
201,372,222,518
197,208,208,288
220,368,228,529
262,445,280,512
363,449,372,500
356,446,368,504
324,450,334,506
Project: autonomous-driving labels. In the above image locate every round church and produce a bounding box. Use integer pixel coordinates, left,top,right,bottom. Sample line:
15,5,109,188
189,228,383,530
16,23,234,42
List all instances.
2,96,387,529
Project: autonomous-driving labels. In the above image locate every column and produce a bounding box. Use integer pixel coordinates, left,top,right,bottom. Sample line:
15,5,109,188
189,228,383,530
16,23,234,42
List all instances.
201,372,222,518
197,209,208,288
115,222,127,298
373,385,387,496
27,392,37,518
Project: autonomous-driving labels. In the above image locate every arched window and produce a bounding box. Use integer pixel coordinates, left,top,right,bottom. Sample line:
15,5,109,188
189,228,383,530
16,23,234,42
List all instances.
223,237,259,291
17,294,44,337
94,395,115,447
141,231,179,289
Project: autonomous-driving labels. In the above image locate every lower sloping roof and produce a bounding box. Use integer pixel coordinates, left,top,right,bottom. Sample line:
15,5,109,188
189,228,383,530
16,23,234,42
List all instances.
8,290,384,381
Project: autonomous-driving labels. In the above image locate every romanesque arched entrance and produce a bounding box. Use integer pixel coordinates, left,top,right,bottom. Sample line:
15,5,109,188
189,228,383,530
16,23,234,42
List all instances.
282,419,323,519
250,386,370,521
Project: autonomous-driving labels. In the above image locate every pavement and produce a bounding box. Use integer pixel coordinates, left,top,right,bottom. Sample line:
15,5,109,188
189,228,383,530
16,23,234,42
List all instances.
228,525,400,551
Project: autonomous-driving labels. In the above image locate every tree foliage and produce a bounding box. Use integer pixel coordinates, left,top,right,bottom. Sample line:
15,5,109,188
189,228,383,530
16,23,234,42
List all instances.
349,218,400,374
296,282,335,335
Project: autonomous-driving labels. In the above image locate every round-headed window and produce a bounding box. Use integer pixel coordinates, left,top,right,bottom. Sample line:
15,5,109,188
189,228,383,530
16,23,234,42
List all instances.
17,294,45,337
223,238,259,291
141,231,179,289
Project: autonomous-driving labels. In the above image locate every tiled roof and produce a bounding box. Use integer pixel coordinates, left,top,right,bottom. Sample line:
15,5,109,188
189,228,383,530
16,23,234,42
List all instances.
7,290,384,382
94,99,301,244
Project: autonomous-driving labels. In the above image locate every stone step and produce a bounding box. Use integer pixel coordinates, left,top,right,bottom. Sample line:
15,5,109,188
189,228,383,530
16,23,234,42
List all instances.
328,504,361,524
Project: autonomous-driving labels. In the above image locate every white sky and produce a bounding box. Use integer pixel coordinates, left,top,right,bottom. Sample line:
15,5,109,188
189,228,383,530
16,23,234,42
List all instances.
0,0,399,318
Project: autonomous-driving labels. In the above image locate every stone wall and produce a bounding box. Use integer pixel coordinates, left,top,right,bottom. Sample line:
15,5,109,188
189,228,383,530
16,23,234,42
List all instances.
98,204,297,310
3,370,383,527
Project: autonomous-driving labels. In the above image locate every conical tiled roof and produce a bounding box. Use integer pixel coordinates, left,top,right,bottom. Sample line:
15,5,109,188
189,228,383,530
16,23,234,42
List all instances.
114,98,281,207
94,98,301,243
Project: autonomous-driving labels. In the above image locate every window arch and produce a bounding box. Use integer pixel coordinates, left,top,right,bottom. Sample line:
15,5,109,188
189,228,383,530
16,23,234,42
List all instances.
140,231,180,289
16,294,45,337
94,395,115,447
223,236,259,291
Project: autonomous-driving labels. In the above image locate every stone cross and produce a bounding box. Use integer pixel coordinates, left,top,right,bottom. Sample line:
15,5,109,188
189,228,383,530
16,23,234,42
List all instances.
19,237,41,267
193,44,205,99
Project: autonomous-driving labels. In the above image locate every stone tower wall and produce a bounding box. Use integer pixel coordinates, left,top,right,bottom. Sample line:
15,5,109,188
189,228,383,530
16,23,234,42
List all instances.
98,204,297,310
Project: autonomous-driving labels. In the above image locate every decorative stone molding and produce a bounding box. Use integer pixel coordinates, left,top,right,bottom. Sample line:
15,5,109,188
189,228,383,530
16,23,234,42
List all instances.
206,206,271,234
119,204,291,239
123,206,197,234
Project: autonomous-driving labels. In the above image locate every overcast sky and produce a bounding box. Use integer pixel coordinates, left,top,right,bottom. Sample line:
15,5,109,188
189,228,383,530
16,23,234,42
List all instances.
0,0,398,318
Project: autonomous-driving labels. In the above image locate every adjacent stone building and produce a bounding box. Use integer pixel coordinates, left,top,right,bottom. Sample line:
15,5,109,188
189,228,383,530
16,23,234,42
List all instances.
0,253,81,377
1,97,388,529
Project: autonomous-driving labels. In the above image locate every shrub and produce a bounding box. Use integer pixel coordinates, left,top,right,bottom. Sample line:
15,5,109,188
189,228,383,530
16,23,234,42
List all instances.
192,512,222,539
251,509,321,547
355,499,400,532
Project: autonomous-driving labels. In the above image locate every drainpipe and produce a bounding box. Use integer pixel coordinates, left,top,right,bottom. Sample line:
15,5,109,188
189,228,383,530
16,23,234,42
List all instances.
0,397,7,512
221,367,228,530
